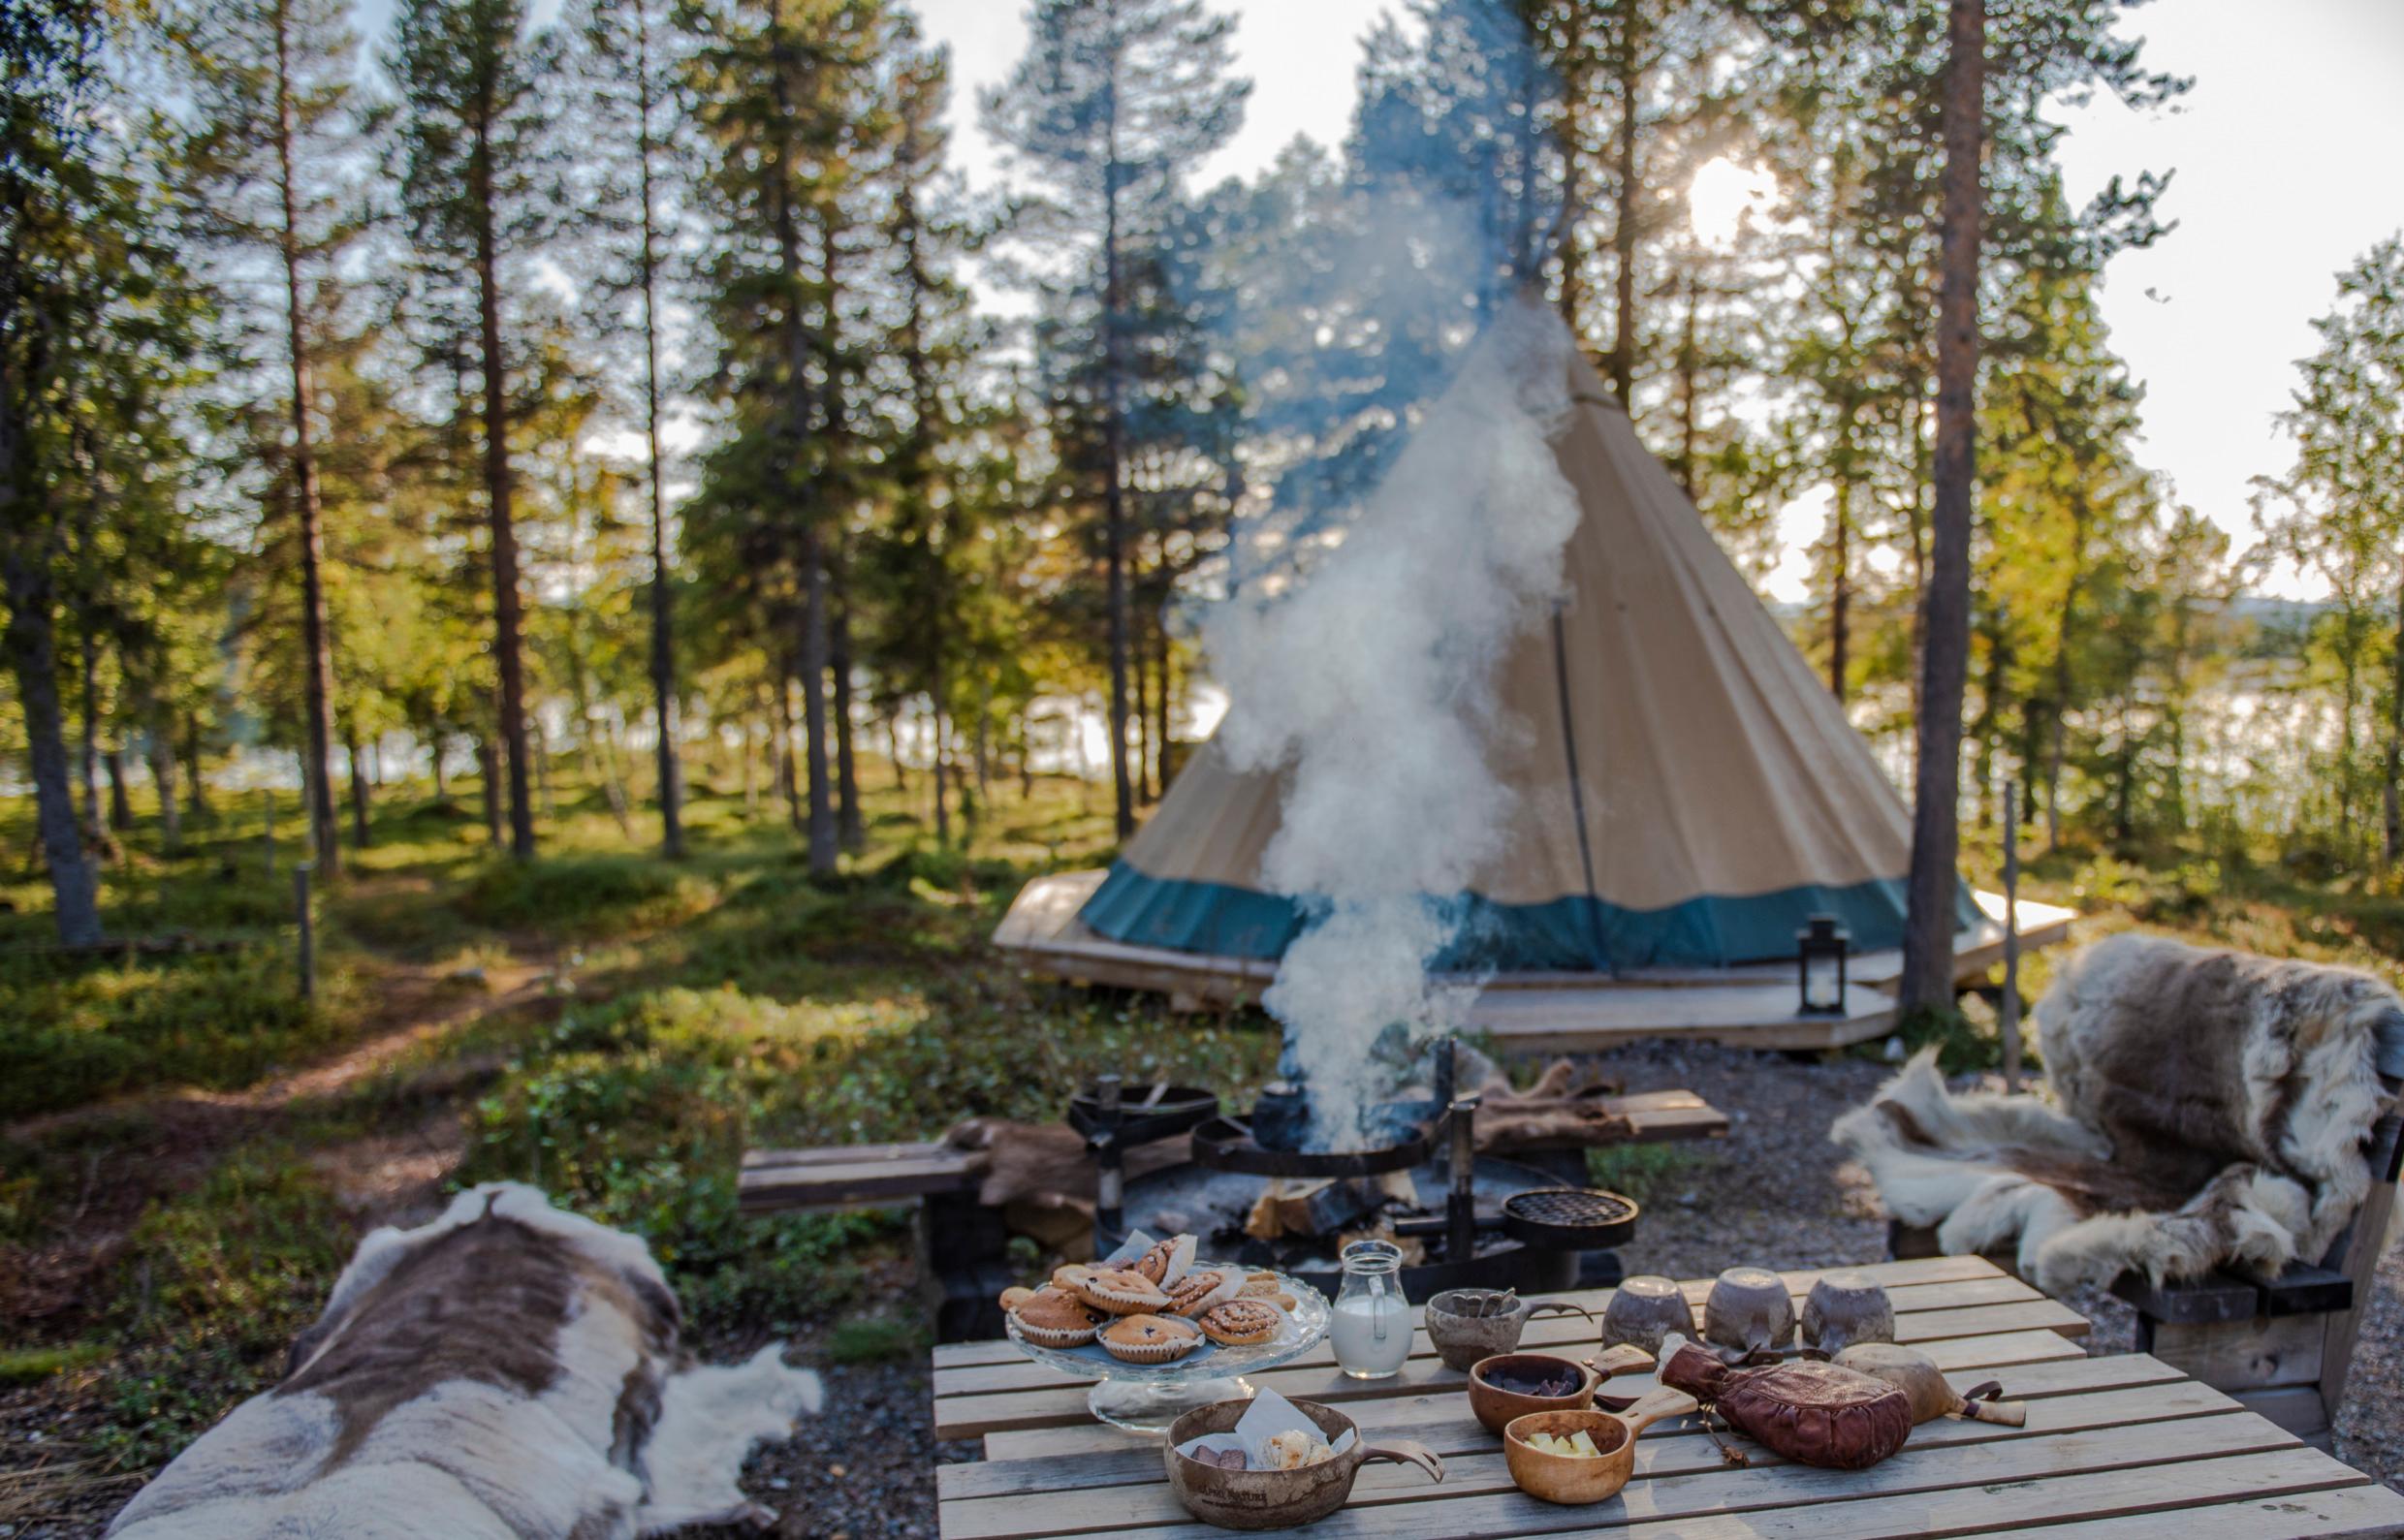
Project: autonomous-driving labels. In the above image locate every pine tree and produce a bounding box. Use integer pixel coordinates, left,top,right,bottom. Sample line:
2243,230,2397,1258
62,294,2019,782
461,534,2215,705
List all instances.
1895,0,1983,1015
682,0,888,875
562,0,689,857
983,0,1248,842
178,0,367,876
386,0,558,861
1,3,201,943
2254,235,2404,863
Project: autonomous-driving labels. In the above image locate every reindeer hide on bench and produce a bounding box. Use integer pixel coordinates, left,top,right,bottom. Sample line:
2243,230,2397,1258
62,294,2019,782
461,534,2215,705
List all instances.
1834,932,2404,1295
107,1183,821,1540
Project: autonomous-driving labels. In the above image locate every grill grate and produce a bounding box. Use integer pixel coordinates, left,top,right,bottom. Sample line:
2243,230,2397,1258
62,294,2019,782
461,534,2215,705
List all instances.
1505,1188,1635,1228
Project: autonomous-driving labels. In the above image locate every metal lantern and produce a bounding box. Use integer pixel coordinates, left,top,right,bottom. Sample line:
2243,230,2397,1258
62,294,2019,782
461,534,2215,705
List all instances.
1797,914,1850,1015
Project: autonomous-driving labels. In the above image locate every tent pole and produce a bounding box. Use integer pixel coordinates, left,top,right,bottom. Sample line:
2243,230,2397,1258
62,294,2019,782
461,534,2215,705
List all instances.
1549,603,1613,974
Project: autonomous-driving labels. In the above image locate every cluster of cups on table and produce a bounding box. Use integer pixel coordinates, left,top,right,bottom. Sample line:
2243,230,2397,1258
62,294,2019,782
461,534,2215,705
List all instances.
1423,1265,1900,1379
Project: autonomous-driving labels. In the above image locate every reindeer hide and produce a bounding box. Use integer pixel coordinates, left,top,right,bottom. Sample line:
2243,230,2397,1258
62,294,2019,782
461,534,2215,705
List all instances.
1834,932,2401,1294
107,1183,821,1540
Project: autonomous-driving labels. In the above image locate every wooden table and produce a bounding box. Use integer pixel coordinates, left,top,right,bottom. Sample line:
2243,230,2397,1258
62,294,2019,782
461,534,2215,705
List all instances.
930,1255,2404,1538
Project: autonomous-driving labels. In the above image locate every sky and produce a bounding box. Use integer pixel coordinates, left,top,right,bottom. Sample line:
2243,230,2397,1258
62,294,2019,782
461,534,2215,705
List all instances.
358,0,2404,601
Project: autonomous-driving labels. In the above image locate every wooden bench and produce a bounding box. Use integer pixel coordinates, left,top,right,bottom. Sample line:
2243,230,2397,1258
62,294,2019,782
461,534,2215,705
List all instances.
1892,1023,2404,1450
738,1090,1729,1217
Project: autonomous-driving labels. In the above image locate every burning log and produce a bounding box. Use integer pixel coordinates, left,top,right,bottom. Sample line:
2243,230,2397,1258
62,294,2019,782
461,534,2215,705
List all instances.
1243,1173,1417,1240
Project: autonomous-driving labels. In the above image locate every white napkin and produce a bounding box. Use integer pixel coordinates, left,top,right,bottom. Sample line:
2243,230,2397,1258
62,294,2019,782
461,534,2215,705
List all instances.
1175,1389,1356,1468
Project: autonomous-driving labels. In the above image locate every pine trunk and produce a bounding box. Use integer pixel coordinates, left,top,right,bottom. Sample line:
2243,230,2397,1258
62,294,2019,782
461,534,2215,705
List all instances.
151,745,180,852
2387,570,2403,863
1829,473,1851,701
470,87,534,861
769,8,834,875
275,7,341,879
78,634,100,833
346,726,371,849
184,711,210,820
106,749,131,832
1100,107,1136,842
633,5,682,859
478,737,503,846
775,670,802,831
1,538,103,943
1898,0,1983,1017
1606,19,1643,405
832,587,862,851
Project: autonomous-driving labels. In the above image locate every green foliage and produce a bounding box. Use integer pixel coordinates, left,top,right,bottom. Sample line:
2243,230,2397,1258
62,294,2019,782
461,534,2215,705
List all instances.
824,1313,929,1365
0,1340,109,1386
1583,1143,1701,1206
455,853,715,939
98,1150,353,1463
0,946,352,1119
1891,1003,1994,1077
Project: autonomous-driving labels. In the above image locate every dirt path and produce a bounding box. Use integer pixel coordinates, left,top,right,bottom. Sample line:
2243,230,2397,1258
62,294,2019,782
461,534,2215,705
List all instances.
5,950,549,1147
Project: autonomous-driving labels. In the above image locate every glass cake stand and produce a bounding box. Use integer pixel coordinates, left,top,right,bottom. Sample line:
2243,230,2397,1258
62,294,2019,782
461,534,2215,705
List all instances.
1004,1271,1331,1434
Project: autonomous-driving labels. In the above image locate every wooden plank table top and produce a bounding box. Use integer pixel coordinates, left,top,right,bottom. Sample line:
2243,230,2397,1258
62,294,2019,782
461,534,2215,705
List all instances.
930,1255,2404,1539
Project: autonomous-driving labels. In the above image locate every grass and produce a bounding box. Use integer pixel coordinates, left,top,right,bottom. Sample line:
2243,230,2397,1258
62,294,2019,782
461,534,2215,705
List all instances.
4,757,2401,1481
0,759,1275,1468
1584,1142,1705,1205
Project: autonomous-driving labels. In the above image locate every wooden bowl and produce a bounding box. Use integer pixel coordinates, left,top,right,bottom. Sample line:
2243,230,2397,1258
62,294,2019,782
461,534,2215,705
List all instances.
1502,1389,1694,1506
1163,1398,1442,1531
1464,1347,1648,1434
1425,1292,1593,1372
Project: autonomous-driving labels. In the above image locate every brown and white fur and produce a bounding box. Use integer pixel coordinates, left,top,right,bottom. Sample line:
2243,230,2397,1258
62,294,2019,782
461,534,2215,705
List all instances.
1833,932,2401,1294
107,1183,821,1539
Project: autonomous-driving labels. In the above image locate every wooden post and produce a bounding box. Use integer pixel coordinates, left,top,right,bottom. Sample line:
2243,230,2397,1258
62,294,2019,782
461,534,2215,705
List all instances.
2001,777,2022,1093
295,862,315,1003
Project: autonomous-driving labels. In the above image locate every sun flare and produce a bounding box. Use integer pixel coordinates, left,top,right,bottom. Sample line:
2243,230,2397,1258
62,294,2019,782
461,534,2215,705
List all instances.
1689,156,1773,249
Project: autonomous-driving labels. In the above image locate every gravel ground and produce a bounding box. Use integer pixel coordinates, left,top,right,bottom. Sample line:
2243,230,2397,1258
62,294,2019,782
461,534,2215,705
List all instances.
15,1040,2404,1536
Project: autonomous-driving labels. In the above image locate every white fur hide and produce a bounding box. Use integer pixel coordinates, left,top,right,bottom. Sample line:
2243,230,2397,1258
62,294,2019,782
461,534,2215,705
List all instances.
1834,932,2399,1294
107,1183,822,1540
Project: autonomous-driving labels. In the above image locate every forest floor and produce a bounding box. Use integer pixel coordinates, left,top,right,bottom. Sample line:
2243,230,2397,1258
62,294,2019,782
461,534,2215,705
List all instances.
5,763,2404,1536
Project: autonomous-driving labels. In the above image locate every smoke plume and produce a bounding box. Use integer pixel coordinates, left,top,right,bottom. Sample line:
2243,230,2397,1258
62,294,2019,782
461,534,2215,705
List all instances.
1203,299,1580,1148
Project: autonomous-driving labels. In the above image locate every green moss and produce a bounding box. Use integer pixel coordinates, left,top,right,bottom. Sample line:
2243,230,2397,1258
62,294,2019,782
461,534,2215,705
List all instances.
0,1340,109,1385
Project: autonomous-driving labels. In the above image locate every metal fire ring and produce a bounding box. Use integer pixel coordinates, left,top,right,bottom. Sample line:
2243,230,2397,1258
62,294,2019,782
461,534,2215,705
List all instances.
1187,1116,1435,1179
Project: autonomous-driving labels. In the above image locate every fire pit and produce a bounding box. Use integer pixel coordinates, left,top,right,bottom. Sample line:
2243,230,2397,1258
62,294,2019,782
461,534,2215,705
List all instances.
1076,1040,1637,1302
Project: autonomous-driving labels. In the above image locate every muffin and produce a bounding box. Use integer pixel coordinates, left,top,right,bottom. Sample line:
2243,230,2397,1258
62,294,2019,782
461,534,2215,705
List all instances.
1011,1286,1104,1349
997,1285,1034,1312
1099,1312,1203,1365
1072,1267,1173,1316
1263,1428,1334,1469
1164,1267,1242,1319
1130,1233,1198,1287
1198,1299,1282,1346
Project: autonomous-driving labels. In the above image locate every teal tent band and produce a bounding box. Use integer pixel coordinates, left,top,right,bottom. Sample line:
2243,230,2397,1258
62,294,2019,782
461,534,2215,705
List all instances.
1078,860,1982,973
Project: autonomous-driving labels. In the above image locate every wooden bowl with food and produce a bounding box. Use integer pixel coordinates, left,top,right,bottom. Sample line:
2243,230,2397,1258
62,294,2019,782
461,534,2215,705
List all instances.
1163,1398,1442,1531
1466,1343,1654,1434
1502,1388,1696,1506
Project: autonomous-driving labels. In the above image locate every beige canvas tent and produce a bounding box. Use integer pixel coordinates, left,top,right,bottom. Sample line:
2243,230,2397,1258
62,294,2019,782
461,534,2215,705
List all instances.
995,333,2070,1052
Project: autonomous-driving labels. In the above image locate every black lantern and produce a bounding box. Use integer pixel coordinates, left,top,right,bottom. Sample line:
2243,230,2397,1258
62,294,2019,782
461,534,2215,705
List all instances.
1797,914,1850,1015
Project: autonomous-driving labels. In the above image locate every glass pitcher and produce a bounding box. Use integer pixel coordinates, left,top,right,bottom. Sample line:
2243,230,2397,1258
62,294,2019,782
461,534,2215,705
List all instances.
1331,1239,1412,1379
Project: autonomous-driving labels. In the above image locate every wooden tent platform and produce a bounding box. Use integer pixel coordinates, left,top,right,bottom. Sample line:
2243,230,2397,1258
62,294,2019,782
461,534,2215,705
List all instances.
991,870,2076,1053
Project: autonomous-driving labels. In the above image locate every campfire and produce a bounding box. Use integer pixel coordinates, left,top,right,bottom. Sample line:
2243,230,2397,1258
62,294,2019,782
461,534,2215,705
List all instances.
1071,1039,1641,1299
